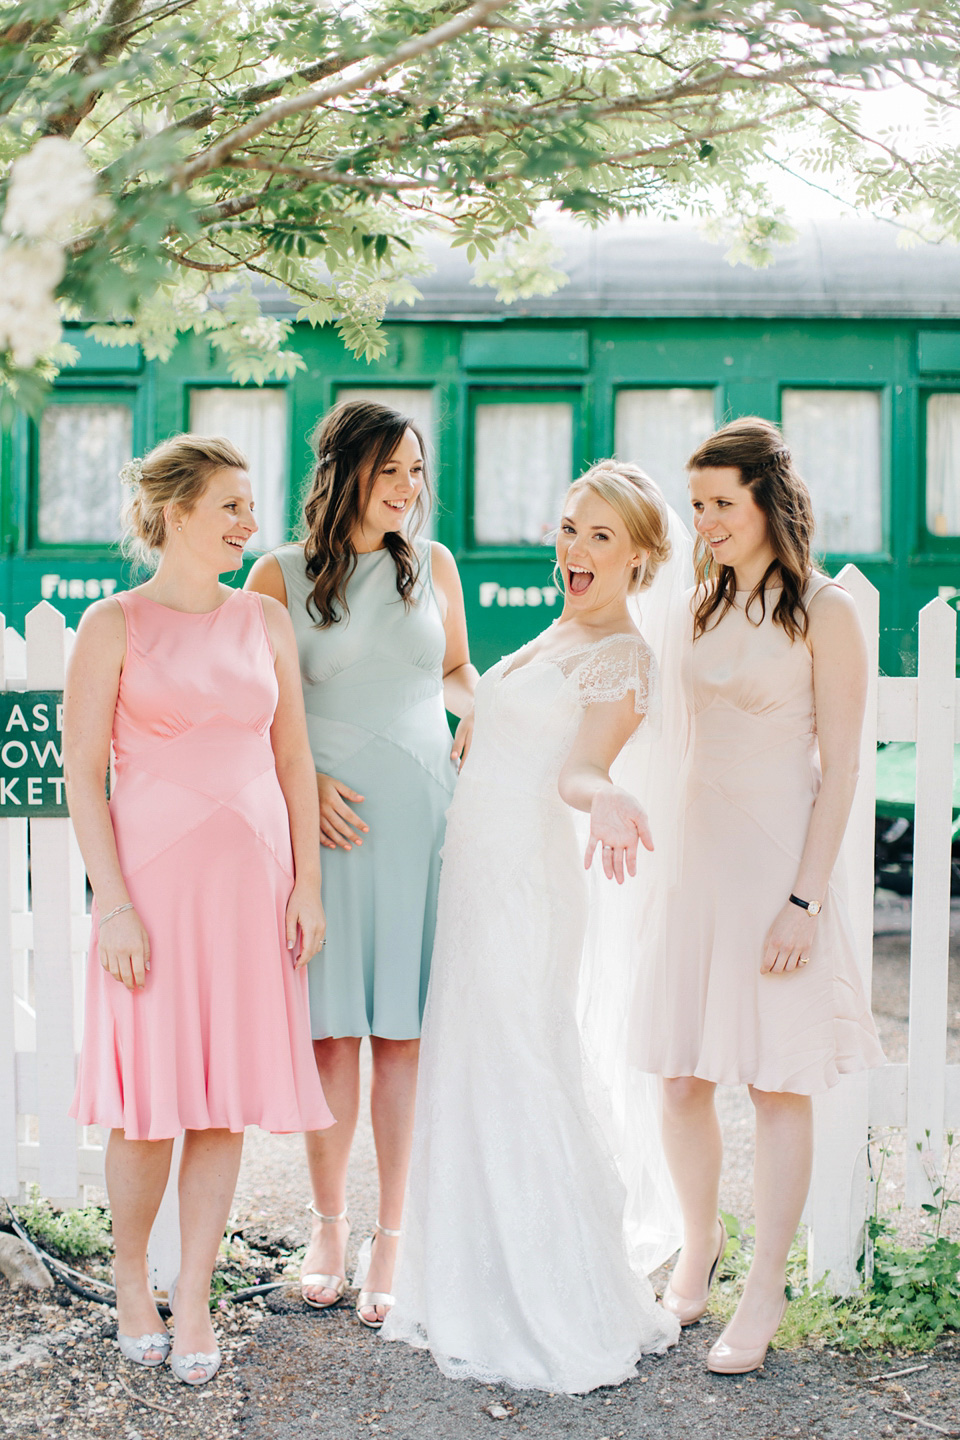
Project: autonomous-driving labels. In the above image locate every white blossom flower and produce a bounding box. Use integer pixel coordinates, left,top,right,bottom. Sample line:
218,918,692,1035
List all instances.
0,239,66,367
2,137,102,242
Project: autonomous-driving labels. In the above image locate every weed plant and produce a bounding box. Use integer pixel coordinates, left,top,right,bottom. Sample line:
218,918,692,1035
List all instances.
16,1186,111,1261
708,1131,959,1353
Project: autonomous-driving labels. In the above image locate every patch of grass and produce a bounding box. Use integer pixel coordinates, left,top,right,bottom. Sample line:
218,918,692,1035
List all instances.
16,1187,112,1261
709,1155,960,1355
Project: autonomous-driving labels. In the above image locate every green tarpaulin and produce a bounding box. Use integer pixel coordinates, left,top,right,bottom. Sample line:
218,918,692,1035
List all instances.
875,741,960,836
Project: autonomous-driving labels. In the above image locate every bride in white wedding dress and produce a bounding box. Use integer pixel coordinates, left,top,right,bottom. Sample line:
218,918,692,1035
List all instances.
382,462,689,1394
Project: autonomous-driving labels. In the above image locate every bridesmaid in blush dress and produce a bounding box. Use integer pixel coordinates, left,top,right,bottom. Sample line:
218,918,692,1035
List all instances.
66,435,332,1386
632,417,884,1375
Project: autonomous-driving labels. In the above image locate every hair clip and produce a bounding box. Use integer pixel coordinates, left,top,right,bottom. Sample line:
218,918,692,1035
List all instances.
120,457,144,488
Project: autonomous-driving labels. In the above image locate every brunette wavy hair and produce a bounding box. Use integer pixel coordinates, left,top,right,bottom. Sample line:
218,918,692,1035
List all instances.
687,416,816,644
302,399,430,627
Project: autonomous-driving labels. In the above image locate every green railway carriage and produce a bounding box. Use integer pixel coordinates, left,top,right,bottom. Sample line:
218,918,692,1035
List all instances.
4,217,960,676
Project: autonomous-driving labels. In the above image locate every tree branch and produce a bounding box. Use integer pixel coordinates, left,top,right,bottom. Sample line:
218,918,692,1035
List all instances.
162,0,482,138
174,0,513,186
41,0,146,137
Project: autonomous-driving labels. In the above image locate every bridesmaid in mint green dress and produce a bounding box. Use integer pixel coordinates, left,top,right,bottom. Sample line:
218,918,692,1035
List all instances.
247,398,477,1329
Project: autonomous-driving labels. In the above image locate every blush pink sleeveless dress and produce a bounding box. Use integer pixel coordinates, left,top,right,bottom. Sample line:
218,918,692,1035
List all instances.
632,575,884,1095
70,588,334,1140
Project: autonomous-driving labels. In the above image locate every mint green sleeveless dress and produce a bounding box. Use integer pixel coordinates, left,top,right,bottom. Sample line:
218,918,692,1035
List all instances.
274,541,457,1039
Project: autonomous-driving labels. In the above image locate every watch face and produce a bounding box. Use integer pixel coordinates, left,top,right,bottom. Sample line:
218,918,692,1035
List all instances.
808,901,822,916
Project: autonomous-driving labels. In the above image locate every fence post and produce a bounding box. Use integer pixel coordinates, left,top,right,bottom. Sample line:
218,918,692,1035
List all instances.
0,615,18,1197
807,565,878,1290
906,598,956,1203
26,602,80,1202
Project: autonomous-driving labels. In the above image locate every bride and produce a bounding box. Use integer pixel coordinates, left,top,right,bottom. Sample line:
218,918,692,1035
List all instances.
382,461,690,1394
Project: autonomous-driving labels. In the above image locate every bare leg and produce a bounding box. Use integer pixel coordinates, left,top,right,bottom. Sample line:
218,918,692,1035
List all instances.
301,1036,361,1303
106,1130,174,1357
719,1087,813,1349
171,1128,244,1378
661,1076,724,1297
360,1036,420,1322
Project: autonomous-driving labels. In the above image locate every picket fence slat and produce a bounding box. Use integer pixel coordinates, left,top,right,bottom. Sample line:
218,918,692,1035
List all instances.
0,616,18,1197
806,565,879,1290
905,599,956,1205
26,604,79,1201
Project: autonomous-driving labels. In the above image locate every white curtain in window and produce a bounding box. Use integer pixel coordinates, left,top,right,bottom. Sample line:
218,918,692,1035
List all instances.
926,393,960,536
38,403,131,543
614,389,716,515
781,389,882,554
335,387,436,535
189,388,288,551
474,402,573,545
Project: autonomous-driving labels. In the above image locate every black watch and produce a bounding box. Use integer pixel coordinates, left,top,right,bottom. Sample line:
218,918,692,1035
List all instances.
789,893,822,916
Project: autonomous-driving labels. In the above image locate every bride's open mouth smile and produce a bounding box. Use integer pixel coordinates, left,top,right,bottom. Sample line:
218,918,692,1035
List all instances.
568,564,594,595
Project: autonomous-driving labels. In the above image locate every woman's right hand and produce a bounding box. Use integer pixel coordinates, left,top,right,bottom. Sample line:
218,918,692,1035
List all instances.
317,773,369,850
98,907,151,991
584,786,654,884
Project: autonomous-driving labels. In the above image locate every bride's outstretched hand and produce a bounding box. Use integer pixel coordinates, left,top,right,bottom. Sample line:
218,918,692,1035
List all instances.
584,787,654,883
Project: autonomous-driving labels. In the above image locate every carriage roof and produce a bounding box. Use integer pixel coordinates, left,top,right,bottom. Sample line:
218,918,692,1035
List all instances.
260,217,960,322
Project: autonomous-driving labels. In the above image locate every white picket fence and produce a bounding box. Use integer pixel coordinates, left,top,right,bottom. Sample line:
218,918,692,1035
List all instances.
0,578,958,1293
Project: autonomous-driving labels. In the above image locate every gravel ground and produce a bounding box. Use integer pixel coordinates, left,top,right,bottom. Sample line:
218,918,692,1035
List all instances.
1,894,958,1440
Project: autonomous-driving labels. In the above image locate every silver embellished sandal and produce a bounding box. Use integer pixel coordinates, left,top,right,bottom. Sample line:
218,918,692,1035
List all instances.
117,1330,171,1367
167,1275,221,1386
352,1221,401,1330
300,1203,350,1310
169,1348,222,1385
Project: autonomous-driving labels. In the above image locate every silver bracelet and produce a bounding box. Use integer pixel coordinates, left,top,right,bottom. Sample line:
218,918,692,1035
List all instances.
99,901,134,927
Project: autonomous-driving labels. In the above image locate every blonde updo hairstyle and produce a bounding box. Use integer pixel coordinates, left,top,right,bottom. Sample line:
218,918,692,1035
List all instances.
121,433,249,567
564,461,671,593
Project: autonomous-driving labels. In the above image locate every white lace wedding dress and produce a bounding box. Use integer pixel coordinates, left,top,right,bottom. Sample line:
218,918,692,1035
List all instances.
382,631,681,1394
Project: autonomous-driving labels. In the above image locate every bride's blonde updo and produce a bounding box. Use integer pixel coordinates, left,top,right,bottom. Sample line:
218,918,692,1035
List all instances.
567,461,671,592
121,433,248,566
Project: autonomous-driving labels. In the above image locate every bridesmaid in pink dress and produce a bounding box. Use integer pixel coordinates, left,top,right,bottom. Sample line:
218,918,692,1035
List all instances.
632,417,883,1374
66,435,333,1385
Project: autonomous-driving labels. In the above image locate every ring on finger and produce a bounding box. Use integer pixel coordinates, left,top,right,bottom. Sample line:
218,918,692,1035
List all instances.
798,956,810,966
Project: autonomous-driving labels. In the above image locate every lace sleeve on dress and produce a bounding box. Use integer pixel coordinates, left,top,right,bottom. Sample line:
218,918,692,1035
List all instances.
564,634,659,721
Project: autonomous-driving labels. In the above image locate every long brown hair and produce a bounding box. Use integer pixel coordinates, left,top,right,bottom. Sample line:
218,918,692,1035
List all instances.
687,417,816,643
302,399,430,627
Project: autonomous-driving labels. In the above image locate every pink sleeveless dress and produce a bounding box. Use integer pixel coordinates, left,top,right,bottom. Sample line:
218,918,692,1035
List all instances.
632,575,884,1095
70,588,334,1140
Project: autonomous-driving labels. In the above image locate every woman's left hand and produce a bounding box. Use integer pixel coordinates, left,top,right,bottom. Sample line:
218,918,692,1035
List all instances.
584,786,654,884
285,876,326,967
761,902,818,975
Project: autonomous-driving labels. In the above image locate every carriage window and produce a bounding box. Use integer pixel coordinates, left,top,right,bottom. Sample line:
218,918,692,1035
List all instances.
781,389,883,553
336,388,436,535
614,389,716,514
37,401,132,544
925,393,960,536
189,388,288,551
473,399,574,545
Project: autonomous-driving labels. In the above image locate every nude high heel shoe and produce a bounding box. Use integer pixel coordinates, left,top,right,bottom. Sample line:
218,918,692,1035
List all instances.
706,1293,788,1374
662,1219,727,1326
